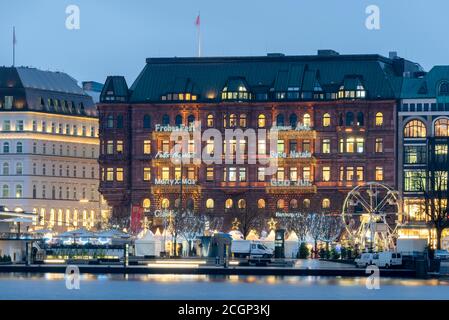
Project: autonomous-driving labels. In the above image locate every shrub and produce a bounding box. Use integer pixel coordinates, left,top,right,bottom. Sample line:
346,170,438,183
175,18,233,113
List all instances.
340,247,347,259
298,243,309,259
331,248,340,260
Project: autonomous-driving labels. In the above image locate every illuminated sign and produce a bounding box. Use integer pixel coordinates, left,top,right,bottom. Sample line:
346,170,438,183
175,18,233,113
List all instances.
270,179,312,187
154,179,197,186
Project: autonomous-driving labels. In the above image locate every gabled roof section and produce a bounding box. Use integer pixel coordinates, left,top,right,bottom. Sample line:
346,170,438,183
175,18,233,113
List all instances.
401,66,449,99
100,76,129,102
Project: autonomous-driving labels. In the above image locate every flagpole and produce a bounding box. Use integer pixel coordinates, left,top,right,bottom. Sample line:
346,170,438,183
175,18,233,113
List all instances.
196,13,201,58
13,27,15,67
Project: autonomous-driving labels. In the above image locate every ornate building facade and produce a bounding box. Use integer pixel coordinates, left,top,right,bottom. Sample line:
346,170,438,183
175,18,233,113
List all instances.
98,51,420,230
0,67,107,232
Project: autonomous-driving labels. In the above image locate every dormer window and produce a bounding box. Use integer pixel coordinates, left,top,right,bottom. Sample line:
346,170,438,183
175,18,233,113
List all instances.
161,93,197,101
287,87,300,100
356,84,366,98
439,81,449,96
221,78,251,101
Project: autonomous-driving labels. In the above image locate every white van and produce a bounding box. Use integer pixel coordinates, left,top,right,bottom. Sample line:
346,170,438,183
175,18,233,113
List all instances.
372,252,402,268
231,240,273,263
355,253,375,268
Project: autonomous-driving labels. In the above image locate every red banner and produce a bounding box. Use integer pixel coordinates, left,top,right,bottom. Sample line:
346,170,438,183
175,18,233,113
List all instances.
131,205,144,234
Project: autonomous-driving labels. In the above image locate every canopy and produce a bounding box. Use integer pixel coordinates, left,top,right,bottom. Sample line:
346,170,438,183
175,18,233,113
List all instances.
97,229,130,239
59,228,96,238
265,230,276,241
137,230,155,241
1,217,33,223
246,230,259,241
286,231,299,242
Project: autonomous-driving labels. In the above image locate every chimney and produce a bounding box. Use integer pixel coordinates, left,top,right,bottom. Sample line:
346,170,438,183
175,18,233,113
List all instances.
389,51,398,59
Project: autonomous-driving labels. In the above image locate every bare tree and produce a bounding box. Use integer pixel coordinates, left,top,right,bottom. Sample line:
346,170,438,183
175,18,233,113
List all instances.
416,170,449,250
277,212,311,243
318,214,344,250
176,211,206,256
231,207,264,239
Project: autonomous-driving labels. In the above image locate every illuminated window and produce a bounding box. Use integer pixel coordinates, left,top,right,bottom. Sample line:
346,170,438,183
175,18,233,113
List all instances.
238,199,246,209
117,140,124,154
277,199,285,209
322,199,331,209
356,167,364,181
303,114,311,127
143,168,151,181
207,114,214,127
303,167,311,182
290,199,298,209
187,167,195,180
162,167,170,180
258,167,266,182
206,199,215,209
290,167,298,181
323,113,331,127
277,168,285,181
258,139,266,155
206,139,215,155
116,168,124,181
404,120,427,138
162,140,170,153
225,199,233,209
375,167,384,181
303,199,311,208
206,167,214,182
375,138,383,153
404,170,425,192
229,167,237,182
322,139,331,154
143,199,151,209
346,167,354,181
434,118,449,137
277,140,285,153
106,141,114,154
106,168,114,181
143,140,151,154
346,138,355,153
258,114,266,128
229,114,237,127
322,167,331,182
258,199,266,209
161,198,170,209
356,138,365,153
376,112,384,126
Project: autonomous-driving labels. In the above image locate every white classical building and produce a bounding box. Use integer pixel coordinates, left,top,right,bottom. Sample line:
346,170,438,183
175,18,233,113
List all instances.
0,66,108,232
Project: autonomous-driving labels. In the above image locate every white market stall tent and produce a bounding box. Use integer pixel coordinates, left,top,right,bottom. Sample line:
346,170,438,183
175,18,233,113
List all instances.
259,230,275,251
135,230,161,257
285,231,300,258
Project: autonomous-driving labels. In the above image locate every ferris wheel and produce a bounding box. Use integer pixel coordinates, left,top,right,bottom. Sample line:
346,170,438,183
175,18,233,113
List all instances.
341,182,402,251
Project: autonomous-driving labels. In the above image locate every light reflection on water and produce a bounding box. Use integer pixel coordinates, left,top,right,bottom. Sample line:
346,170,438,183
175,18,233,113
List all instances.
1,273,449,287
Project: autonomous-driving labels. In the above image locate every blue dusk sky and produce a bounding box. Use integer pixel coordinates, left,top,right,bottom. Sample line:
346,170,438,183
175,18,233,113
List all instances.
0,0,447,85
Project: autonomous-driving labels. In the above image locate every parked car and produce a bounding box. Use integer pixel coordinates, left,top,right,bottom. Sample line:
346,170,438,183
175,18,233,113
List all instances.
372,252,403,268
434,250,449,260
355,253,375,268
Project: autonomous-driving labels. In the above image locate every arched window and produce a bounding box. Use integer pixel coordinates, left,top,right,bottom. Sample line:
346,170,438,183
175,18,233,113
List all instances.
290,199,298,209
257,199,266,209
229,114,237,127
162,114,170,126
161,198,170,209
187,115,195,125
207,114,214,128
439,81,449,96
174,198,181,209
276,114,285,126
142,198,151,209
258,114,266,128
3,142,10,153
16,142,23,153
116,115,124,129
175,115,183,126
2,185,9,198
239,114,247,127
376,112,384,126
434,118,449,137
225,199,233,209
106,114,114,128
206,198,215,209
346,112,354,126
404,120,427,138
322,198,331,209
15,185,23,198
143,114,151,129
323,113,331,127
303,113,311,127
289,114,298,128
357,112,364,126
2,163,9,175
238,199,246,209
277,199,285,209
303,199,311,208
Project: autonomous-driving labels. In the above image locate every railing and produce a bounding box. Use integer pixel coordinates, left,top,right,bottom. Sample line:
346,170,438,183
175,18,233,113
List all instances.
0,233,43,240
